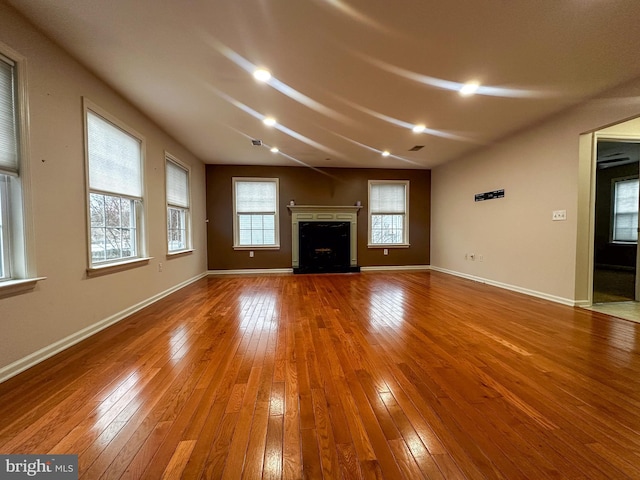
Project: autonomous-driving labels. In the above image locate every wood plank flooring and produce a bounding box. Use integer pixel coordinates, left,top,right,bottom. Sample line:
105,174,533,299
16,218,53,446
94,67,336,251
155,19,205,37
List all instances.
1,271,640,479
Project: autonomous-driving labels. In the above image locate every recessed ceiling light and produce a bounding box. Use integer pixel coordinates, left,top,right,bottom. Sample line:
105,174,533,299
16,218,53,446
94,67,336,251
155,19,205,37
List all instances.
412,124,425,133
382,150,390,157
253,68,271,82
270,147,279,153
460,81,480,96
263,117,276,127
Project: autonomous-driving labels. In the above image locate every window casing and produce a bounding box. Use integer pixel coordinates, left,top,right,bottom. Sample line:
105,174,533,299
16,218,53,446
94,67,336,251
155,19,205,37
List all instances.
233,178,279,249
368,180,409,247
85,102,146,268
0,47,38,290
166,154,191,253
612,177,639,243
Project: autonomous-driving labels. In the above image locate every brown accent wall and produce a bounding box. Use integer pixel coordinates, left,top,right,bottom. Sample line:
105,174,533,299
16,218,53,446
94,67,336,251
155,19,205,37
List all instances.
206,165,431,270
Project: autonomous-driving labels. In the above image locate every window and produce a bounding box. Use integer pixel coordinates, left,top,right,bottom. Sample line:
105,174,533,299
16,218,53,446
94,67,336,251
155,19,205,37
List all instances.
166,154,191,253
85,102,145,268
368,180,409,246
233,178,279,248
0,48,37,289
613,177,639,243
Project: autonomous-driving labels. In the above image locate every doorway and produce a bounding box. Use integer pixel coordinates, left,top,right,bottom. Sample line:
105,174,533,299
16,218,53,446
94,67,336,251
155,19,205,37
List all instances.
592,140,640,303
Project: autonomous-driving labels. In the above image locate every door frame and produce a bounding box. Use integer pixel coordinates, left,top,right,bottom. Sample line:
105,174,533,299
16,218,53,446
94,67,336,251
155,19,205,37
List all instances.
586,132,640,305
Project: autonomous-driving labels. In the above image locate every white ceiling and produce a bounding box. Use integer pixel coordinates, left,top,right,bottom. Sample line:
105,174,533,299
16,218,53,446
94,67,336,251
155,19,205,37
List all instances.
8,0,640,169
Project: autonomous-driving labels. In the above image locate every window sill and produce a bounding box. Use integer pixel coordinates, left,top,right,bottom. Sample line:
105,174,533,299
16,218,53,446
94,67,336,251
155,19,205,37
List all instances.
167,249,194,258
87,257,152,277
367,244,410,249
233,245,280,251
0,277,47,298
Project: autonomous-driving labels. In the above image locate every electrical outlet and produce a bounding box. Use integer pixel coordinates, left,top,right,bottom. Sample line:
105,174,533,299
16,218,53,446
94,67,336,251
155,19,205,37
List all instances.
383,248,388,256
249,251,254,258
478,254,484,262
158,262,163,272
552,210,567,221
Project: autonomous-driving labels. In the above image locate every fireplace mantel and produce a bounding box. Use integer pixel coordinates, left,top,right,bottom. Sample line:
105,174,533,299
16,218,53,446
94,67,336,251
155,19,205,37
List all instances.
287,205,362,214
288,205,362,272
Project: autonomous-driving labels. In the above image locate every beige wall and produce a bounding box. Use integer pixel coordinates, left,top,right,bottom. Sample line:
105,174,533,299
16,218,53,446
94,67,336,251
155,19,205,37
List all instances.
0,3,207,378
432,78,640,303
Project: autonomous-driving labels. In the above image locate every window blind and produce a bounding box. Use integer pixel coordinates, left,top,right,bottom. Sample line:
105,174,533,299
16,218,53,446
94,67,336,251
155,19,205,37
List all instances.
166,160,189,208
236,181,276,213
370,183,406,213
87,111,142,198
0,56,18,176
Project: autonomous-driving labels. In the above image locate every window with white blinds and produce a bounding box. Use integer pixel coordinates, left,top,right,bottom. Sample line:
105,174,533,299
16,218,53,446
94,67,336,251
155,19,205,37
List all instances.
233,178,279,248
368,180,409,246
0,54,18,280
0,55,18,177
613,177,639,243
85,106,145,266
166,155,191,252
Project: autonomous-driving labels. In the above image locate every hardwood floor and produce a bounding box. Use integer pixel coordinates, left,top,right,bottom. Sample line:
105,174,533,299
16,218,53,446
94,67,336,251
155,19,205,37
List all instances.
1,271,640,479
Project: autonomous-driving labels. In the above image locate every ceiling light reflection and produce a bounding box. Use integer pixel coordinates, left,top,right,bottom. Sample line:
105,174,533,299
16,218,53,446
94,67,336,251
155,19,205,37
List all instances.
460,81,480,97
336,96,480,143
263,117,276,126
204,84,343,157
253,68,272,82
331,132,421,166
353,51,560,98
202,35,349,122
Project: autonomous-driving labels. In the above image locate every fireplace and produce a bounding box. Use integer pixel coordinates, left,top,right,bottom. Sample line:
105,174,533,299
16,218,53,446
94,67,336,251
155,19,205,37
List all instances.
288,205,361,274
298,221,351,273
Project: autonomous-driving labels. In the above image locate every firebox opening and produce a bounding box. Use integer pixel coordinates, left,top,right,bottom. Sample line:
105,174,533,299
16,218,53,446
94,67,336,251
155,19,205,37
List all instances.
295,221,358,274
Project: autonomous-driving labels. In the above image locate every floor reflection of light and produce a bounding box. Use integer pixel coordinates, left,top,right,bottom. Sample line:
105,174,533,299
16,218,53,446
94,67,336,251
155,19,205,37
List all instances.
600,320,637,366
238,291,279,330
368,286,405,331
169,325,189,361
94,371,141,430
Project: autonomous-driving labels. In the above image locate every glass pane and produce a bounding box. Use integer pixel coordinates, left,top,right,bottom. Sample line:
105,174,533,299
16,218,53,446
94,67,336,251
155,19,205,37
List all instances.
251,215,263,229
263,230,275,244
105,228,122,259
263,214,275,229
121,198,132,227
371,214,404,244
238,214,251,229
105,195,121,227
90,193,105,227
252,229,264,245
122,229,133,257
91,228,106,262
239,230,252,245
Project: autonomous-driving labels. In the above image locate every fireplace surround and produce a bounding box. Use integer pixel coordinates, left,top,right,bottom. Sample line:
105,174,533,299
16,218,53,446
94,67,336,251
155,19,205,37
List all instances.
288,205,361,274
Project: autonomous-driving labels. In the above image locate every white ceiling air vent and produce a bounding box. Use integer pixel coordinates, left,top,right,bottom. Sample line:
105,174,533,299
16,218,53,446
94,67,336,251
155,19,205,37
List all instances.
251,139,262,146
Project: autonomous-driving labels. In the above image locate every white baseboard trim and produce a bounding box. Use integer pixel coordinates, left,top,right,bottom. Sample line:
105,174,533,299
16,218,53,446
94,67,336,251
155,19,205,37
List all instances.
574,300,591,307
0,272,208,384
429,266,576,307
360,265,431,272
208,268,294,275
